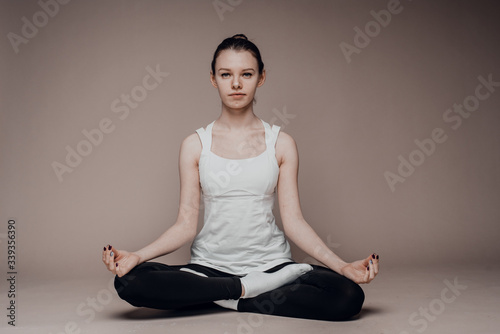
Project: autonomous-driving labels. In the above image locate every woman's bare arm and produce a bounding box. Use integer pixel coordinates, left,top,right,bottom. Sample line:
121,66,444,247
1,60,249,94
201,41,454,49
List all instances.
134,133,202,263
103,133,202,276
275,131,379,283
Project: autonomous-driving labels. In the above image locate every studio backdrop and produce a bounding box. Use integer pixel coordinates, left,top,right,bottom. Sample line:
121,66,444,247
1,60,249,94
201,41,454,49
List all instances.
1,0,499,281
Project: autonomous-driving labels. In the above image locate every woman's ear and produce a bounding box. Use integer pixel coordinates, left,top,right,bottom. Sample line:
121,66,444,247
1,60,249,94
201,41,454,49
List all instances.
257,69,266,87
210,72,218,88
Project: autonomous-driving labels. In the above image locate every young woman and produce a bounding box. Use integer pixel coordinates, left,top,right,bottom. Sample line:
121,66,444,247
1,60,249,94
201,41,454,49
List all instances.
102,34,379,321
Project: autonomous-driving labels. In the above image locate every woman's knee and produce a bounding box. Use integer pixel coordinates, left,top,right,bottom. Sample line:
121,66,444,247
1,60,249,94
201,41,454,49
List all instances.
113,262,179,307
113,264,151,305
319,275,365,320
337,281,365,320
327,269,365,316
114,273,137,302
113,261,163,299
317,284,364,321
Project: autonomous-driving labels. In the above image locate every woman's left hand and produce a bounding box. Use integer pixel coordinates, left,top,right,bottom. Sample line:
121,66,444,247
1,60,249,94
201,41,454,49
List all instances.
340,253,379,284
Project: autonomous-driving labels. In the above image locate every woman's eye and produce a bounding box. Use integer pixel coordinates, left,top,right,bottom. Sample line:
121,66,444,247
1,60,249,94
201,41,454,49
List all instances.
221,73,230,78
243,73,252,78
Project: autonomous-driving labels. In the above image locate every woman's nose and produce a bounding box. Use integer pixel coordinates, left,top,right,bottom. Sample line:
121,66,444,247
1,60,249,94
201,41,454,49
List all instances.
232,78,241,89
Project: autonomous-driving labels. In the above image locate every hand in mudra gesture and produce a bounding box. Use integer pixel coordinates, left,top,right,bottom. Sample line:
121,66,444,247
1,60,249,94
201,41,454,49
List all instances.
102,245,140,277
340,253,379,284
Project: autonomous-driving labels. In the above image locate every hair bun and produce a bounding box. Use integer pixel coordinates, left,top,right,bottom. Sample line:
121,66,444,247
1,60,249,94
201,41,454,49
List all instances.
211,33,264,75
231,34,248,40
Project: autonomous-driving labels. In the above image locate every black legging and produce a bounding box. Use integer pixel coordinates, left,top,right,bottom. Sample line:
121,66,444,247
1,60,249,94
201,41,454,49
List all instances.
114,261,365,321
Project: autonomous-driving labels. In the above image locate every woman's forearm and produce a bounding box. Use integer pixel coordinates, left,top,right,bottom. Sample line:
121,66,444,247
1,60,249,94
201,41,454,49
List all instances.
133,220,197,264
284,218,347,274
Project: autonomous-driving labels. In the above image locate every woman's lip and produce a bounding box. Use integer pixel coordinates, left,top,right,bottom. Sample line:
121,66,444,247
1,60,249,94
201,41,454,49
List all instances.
230,94,246,98
230,93,245,96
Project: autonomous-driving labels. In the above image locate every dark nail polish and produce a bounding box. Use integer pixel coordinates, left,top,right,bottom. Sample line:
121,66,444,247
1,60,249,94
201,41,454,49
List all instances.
367,266,369,270
372,254,376,259
116,263,118,267
103,247,106,251
108,245,112,250
376,255,379,260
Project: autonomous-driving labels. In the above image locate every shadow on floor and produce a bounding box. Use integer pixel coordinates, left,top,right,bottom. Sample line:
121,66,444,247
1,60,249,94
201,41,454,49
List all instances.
114,303,231,320
357,306,386,319
112,304,386,322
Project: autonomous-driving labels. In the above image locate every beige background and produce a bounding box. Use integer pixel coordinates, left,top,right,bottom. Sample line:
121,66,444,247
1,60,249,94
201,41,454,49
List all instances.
1,0,499,282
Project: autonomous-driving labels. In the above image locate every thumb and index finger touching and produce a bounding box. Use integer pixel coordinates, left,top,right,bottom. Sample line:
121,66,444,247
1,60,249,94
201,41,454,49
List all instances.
365,253,380,282
102,244,121,274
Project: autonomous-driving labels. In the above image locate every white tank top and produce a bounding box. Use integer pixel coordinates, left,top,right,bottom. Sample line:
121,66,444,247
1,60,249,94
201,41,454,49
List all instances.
189,118,292,275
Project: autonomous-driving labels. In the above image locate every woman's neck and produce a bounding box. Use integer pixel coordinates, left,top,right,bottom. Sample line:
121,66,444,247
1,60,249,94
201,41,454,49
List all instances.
216,105,260,131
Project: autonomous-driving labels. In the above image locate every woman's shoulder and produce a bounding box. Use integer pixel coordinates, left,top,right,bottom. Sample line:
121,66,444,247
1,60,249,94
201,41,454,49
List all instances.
179,132,202,162
276,130,296,149
275,130,298,166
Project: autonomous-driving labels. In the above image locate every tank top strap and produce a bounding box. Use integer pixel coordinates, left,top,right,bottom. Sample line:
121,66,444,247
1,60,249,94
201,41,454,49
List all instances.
195,121,214,153
260,119,281,150
268,123,281,148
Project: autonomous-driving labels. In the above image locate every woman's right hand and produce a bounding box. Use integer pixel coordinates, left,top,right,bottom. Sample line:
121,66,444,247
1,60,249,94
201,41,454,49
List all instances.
102,245,140,277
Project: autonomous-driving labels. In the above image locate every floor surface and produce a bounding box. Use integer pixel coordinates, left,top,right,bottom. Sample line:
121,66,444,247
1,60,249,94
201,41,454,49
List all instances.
3,264,499,334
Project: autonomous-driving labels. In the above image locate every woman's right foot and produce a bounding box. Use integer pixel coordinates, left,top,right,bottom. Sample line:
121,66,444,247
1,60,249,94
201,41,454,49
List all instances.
240,263,313,299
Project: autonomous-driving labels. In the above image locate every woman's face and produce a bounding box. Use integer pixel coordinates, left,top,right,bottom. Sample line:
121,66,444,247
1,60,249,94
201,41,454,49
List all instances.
210,49,265,111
